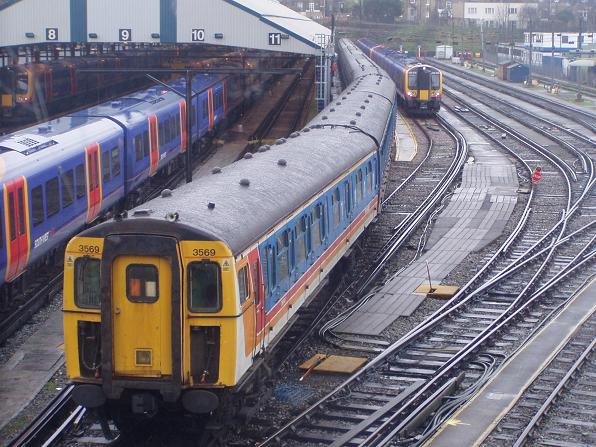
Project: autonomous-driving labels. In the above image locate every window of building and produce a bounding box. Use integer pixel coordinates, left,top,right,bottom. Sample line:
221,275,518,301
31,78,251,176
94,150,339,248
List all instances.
468,7,477,14
61,169,74,208
76,164,86,199
188,261,221,312
237,265,250,304
111,148,120,177
127,264,159,303
509,7,517,14
101,151,110,183
45,177,60,217
562,36,569,44
75,257,101,308
31,185,44,226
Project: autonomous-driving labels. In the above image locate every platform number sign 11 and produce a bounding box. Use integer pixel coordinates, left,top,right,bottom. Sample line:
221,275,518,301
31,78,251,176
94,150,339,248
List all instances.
119,29,132,42
191,29,205,42
268,33,282,46
46,28,58,41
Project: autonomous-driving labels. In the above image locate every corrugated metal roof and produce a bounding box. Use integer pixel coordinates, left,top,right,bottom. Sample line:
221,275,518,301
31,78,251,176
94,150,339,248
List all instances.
224,0,331,50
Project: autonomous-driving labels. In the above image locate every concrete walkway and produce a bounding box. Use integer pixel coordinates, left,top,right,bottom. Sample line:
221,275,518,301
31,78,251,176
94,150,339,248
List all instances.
394,113,417,162
425,279,595,447
336,109,519,336
0,311,64,431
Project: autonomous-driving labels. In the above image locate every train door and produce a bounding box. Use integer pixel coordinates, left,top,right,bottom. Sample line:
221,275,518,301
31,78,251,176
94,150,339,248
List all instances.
252,259,265,349
111,256,172,377
85,144,102,223
418,68,430,102
3,177,30,282
207,88,214,130
148,115,159,176
179,100,187,152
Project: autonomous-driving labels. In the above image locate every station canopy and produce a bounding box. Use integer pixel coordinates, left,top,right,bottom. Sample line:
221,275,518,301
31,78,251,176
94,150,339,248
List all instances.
0,0,333,55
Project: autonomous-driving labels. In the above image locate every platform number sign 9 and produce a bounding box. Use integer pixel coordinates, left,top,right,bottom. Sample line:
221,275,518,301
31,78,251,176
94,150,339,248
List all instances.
46,28,58,41
268,33,282,46
119,29,132,42
191,29,205,42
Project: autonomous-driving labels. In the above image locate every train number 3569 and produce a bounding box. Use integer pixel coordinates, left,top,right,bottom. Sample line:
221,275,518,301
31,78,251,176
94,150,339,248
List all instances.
192,248,216,257
79,245,101,254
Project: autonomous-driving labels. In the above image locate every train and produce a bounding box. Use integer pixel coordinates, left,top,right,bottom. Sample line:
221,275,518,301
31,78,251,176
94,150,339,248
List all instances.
357,38,442,114
0,65,263,298
62,39,397,435
0,50,170,119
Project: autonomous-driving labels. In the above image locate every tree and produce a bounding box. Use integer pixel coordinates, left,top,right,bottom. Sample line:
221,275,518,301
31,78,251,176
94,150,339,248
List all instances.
364,0,403,23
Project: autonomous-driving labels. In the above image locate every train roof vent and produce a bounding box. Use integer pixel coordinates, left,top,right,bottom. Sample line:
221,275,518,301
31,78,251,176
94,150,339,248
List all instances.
0,134,58,155
243,153,253,159
240,178,250,187
132,209,153,216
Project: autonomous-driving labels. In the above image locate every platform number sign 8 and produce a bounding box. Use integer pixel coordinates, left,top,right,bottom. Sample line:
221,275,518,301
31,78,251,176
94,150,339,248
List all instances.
46,28,58,41
119,29,132,42
191,29,205,42
268,33,282,46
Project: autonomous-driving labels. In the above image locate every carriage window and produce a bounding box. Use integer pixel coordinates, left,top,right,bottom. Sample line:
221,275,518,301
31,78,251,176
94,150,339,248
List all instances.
61,170,74,208
431,73,441,89
76,164,86,199
311,206,321,251
134,134,143,161
261,249,269,296
158,122,165,147
75,257,101,309
7,192,16,241
296,216,308,265
127,264,159,303
17,188,25,235
46,177,60,217
277,232,290,283
366,162,373,193
32,186,44,226
143,131,150,157
357,170,364,203
332,189,341,227
202,99,209,118
101,151,110,182
188,261,221,312
111,148,121,177
237,265,250,305
17,72,28,93
344,182,352,216
408,71,417,89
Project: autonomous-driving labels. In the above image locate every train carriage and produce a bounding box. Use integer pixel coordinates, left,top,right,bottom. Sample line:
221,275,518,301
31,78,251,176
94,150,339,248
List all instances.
62,39,398,431
357,38,442,114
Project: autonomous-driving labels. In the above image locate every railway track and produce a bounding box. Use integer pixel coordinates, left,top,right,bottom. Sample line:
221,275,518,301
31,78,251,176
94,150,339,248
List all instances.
429,59,596,133
257,84,594,445
482,305,596,447
472,58,596,98
267,116,463,371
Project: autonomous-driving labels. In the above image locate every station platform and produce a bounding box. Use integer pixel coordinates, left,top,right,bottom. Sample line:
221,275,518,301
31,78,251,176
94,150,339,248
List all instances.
424,278,596,447
335,109,519,336
394,113,417,162
0,311,64,432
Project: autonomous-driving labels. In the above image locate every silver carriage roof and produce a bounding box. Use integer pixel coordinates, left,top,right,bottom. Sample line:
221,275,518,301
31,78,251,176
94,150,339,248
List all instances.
103,40,397,255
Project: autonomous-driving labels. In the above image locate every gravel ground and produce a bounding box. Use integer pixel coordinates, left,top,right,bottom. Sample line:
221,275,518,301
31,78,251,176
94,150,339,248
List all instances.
0,293,63,367
0,364,68,446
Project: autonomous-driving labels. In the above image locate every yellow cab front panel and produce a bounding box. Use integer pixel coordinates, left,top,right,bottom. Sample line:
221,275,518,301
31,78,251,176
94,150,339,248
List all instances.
179,241,238,389
111,255,172,378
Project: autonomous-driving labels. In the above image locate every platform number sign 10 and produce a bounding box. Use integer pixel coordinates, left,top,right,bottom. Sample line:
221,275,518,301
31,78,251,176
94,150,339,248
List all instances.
119,29,132,42
191,29,205,42
268,33,282,46
46,28,58,41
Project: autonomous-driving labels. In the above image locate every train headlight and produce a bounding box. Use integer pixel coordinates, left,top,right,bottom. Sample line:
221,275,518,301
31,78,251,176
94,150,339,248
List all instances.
407,91,417,98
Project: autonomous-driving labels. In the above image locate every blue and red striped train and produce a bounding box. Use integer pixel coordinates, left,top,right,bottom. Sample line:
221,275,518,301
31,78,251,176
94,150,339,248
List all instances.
0,71,246,295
